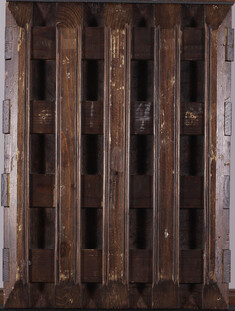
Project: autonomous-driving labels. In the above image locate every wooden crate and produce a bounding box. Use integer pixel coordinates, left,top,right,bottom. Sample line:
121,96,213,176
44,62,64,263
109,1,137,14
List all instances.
2,1,233,308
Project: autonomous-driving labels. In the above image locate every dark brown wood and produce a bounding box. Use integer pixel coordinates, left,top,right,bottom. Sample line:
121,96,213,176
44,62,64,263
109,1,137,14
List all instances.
2,99,10,134
29,249,54,283
230,290,235,305
30,101,55,134
81,249,102,283
32,27,56,59
81,175,102,207
180,176,204,208
0,288,3,305
130,175,152,208
3,2,233,309
129,249,152,283
131,101,153,134
181,102,204,135
182,28,204,61
132,27,154,60
81,101,103,134
224,101,232,136
225,28,234,62
30,174,55,207
83,27,104,59
180,250,203,283
152,5,180,308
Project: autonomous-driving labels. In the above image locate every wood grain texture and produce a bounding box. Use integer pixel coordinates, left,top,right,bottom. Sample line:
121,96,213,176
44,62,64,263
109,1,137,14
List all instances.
224,101,232,136
129,249,152,283
3,248,9,282
30,101,55,134
31,27,56,59
132,27,154,60
103,4,131,308
81,249,102,283
226,27,234,62
55,3,82,308
1,174,9,207
222,249,231,283
180,250,203,283
83,27,104,59
30,174,55,207
182,27,204,61
29,249,54,283
81,101,103,134
181,102,204,135
152,4,180,309
2,99,10,134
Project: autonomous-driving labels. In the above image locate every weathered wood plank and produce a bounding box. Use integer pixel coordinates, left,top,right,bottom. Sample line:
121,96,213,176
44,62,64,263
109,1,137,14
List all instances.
130,101,153,134
182,28,204,61
180,176,204,208
152,4,180,308
223,175,230,209
225,28,234,62
103,4,131,308
81,175,102,207
2,100,10,134
224,101,232,136
181,102,204,135
223,249,231,283
81,101,103,134
130,175,152,208
1,174,9,207
55,4,82,308
3,248,9,282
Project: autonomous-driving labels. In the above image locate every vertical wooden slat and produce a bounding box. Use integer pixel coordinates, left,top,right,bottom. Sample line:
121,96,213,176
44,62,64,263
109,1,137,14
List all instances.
103,4,131,308
152,4,180,309
203,5,232,309
55,3,82,308
3,3,33,308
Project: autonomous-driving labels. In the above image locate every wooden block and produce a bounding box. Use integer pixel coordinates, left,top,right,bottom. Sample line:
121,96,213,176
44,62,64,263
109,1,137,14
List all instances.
31,101,55,134
30,134,55,174
180,250,203,283
129,249,152,283
182,28,204,61
180,176,203,209
223,249,231,283
30,174,55,207
223,175,230,209
180,209,203,250
5,27,12,60
131,101,153,134
81,175,102,208
1,173,9,207
179,284,202,309
130,175,152,208
2,99,10,134
224,101,232,136
32,27,56,60
226,28,234,62
30,208,55,249
31,60,56,101
83,27,104,59
181,102,204,135
81,101,103,134
81,249,102,283
29,249,54,283
3,248,9,282
132,27,154,60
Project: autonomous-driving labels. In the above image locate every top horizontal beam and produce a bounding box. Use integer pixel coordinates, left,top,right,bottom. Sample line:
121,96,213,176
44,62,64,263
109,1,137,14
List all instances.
6,0,235,4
